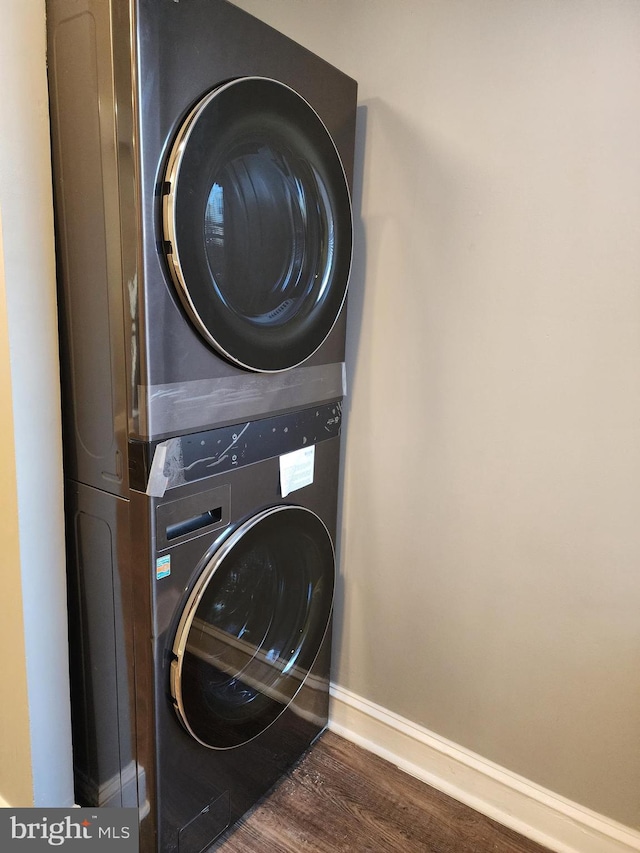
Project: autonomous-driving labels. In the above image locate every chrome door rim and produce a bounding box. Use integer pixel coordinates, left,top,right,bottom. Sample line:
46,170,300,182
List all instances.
170,504,335,749
161,76,353,373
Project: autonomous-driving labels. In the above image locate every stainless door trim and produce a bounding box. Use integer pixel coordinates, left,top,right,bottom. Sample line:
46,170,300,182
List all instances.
161,75,353,373
170,504,334,749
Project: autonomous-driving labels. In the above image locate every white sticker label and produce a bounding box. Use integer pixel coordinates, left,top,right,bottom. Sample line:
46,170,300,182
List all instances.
156,555,171,580
280,445,315,497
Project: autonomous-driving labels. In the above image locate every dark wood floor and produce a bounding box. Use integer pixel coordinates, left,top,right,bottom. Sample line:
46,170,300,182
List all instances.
211,731,551,852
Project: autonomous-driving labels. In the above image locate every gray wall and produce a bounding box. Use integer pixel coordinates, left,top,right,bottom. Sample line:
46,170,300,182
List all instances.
235,0,640,829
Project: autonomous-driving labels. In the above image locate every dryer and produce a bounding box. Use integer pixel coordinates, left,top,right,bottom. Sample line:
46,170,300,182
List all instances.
46,0,357,497
65,402,342,852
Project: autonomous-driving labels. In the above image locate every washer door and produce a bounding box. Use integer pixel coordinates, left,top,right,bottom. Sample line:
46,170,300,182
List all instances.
170,506,335,749
162,76,353,372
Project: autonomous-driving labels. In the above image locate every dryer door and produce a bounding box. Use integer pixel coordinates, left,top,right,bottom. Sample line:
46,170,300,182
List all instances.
162,76,352,373
170,505,334,749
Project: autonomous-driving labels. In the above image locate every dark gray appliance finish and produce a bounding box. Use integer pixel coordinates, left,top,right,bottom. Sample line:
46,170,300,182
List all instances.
46,0,357,497
65,482,137,809
66,410,341,853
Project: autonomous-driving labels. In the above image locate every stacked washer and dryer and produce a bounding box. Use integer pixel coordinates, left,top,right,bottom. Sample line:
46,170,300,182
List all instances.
46,1,356,851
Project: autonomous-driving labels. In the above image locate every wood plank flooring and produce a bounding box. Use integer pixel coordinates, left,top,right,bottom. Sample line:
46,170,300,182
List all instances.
211,731,551,853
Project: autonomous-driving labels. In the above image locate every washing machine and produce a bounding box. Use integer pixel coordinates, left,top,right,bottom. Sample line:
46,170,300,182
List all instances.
46,0,357,498
65,401,342,851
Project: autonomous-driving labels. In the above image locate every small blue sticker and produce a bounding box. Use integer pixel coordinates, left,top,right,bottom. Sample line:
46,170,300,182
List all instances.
156,555,171,580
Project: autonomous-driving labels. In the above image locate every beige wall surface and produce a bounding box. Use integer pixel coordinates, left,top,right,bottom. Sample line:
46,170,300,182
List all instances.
0,211,33,807
234,0,640,829
0,0,73,807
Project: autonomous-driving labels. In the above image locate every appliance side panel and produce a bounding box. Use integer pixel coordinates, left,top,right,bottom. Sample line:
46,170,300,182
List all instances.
65,481,136,808
47,0,130,495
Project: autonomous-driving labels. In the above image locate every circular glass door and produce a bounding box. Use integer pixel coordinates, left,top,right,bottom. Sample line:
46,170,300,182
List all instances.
170,506,335,749
162,76,353,372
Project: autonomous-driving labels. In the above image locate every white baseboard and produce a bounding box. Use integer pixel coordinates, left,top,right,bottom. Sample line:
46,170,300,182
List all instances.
75,761,149,819
329,684,640,853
